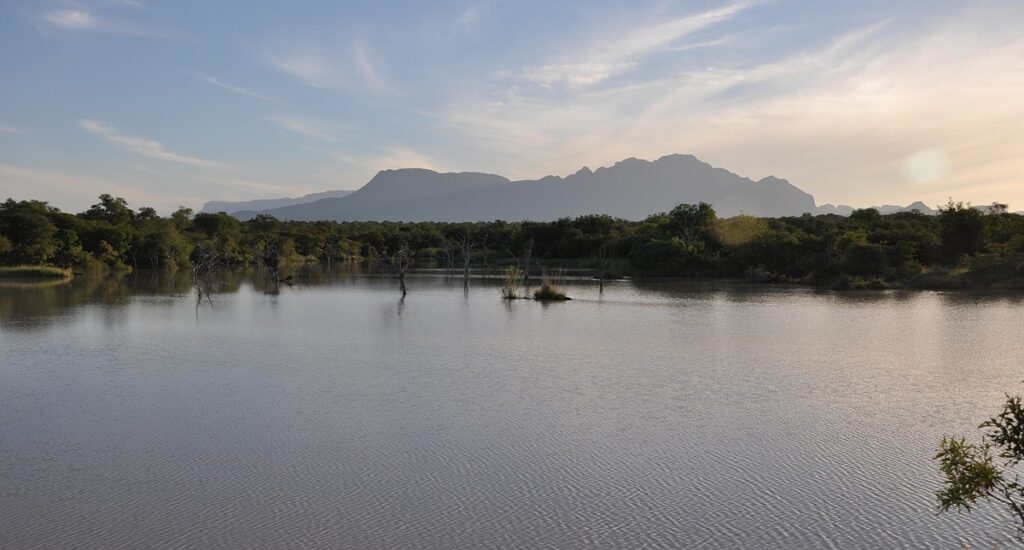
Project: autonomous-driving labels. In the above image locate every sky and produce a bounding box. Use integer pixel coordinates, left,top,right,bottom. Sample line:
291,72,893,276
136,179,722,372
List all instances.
1,0,1023,214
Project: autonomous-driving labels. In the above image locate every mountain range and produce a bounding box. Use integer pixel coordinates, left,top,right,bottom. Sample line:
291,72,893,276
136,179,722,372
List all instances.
202,154,936,221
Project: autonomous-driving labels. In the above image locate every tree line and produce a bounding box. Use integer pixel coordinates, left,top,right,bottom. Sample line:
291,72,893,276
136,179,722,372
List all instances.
2,194,1024,289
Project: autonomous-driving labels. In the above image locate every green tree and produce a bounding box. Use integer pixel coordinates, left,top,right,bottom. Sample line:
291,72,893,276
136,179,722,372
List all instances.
83,194,134,225
936,390,1024,536
666,202,717,246
842,242,887,278
939,200,987,262
0,199,58,264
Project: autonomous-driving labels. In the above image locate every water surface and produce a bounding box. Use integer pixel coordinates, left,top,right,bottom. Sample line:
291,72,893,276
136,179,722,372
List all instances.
1,272,1021,548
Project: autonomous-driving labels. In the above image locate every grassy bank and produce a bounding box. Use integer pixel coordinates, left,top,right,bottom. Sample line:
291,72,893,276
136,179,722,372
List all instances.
0,265,73,279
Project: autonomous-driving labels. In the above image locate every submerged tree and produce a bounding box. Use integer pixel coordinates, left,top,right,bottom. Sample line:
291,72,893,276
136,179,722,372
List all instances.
260,239,282,287
189,243,220,304
459,233,474,289
375,244,412,296
936,388,1024,537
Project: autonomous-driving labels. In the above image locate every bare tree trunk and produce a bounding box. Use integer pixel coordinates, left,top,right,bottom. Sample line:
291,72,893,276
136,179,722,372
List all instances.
374,244,412,296
460,234,472,289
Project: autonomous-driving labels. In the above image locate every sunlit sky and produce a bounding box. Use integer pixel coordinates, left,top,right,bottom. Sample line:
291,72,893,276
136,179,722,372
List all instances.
1,0,1023,213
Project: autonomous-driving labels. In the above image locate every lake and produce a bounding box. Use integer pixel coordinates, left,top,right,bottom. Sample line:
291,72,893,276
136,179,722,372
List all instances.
1,270,1021,548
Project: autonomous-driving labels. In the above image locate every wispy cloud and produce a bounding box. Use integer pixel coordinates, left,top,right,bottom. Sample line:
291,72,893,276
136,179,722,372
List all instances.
79,119,226,168
0,125,26,134
265,115,337,142
520,1,755,88
335,147,443,173
443,3,1024,207
269,41,396,94
353,39,397,94
38,9,183,38
270,51,336,89
195,74,273,101
454,3,484,29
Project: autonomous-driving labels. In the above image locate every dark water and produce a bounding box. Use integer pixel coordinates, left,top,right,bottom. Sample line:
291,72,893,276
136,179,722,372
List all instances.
1,271,1021,548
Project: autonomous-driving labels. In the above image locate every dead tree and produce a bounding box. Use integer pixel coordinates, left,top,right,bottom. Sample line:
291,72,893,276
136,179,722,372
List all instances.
322,240,337,270
596,242,610,293
459,233,473,289
507,238,534,287
261,239,282,289
373,244,413,296
391,244,412,296
190,244,220,304
441,240,456,278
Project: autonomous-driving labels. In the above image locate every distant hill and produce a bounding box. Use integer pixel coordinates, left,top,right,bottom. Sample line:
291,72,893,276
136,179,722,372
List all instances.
201,189,353,215
217,154,937,222
815,201,937,216
243,154,821,222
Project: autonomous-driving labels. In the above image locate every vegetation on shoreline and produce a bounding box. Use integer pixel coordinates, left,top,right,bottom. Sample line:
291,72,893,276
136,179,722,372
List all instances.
0,265,72,279
2,194,1023,291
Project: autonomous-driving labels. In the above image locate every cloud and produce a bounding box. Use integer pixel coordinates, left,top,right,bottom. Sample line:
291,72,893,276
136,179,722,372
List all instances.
79,119,227,168
520,1,755,88
265,115,338,142
443,3,1024,208
332,148,445,187
455,3,483,29
195,74,273,101
352,39,397,94
269,41,396,94
38,9,183,38
0,125,26,134
42,9,98,30
270,51,337,89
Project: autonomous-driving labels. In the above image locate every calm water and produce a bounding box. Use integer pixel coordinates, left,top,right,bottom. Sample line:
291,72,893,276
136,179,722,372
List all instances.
1,271,1022,548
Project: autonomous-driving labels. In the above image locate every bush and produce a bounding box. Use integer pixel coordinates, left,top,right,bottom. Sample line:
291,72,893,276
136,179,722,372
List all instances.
533,282,569,301
533,272,570,301
904,267,968,289
830,274,887,290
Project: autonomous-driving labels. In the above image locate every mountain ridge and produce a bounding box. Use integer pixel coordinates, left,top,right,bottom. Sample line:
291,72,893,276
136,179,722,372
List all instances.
215,154,935,221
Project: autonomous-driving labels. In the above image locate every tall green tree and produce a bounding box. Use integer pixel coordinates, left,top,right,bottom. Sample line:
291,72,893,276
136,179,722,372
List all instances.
0,199,58,264
938,200,987,262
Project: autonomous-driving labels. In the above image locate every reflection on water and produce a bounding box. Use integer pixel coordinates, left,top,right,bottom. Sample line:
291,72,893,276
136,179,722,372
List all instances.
1,270,1022,548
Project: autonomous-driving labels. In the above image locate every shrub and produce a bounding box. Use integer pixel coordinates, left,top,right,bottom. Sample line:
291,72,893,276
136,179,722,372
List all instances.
533,272,570,301
904,267,968,289
499,266,522,299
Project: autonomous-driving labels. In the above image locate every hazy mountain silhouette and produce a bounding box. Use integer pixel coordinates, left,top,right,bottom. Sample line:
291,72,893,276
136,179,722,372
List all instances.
236,154,820,221
815,201,937,216
201,189,353,215
219,154,934,221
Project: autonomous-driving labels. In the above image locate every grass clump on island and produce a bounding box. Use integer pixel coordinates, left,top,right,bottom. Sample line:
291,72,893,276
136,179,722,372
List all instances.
0,265,72,279
533,272,571,301
499,266,523,299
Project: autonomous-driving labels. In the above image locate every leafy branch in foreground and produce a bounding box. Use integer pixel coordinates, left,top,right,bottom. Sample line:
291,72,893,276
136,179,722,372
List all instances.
936,392,1024,535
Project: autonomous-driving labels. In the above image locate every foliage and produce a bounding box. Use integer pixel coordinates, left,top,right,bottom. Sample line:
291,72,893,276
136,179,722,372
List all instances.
0,265,72,278
1,194,1024,289
533,271,570,301
938,200,988,262
936,392,1024,536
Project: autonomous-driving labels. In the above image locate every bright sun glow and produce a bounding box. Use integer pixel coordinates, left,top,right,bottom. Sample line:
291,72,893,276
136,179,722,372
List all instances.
903,149,951,185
